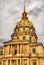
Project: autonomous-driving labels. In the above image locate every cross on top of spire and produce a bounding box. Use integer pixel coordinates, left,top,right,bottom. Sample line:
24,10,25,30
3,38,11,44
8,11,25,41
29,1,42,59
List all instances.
24,1,26,12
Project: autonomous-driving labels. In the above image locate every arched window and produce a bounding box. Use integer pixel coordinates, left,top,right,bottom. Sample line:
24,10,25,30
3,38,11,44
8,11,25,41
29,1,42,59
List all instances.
29,37,31,42
14,49,17,55
32,48,36,53
23,27,25,32
23,37,25,40
17,37,19,40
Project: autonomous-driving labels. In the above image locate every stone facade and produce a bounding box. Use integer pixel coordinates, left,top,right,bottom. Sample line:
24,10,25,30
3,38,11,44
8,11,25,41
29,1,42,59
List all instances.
0,6,44,65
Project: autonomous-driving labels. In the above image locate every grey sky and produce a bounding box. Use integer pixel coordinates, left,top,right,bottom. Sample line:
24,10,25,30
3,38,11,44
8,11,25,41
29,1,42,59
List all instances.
0,0,44,45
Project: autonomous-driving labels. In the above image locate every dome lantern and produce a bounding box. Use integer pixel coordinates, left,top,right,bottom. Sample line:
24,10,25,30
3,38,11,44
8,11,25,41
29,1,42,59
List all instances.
16,5,33,27
22,5,28,19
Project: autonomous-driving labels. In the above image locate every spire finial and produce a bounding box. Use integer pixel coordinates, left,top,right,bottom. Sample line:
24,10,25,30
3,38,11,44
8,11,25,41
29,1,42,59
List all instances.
24,1,26,12
22,1,28,19
24,5,26,12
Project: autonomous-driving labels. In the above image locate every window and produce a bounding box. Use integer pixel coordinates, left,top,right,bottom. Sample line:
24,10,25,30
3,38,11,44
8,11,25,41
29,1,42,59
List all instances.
23,28,25,32
29,37,31,42
0,51,3,55
33,62,37,65
32,48,36,53
14,49,17,55
23,37,25,40
17,37,19,40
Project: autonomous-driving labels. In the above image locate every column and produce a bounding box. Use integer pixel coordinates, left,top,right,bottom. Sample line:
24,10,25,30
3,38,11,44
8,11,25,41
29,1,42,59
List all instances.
9,45,11,54
6,60,8,65
20,59,22,65
17,44,19,54
27,45,29,55
20,45,21,54
3,46,5,55
11,45,12,54
20,45,22,54
2,60,3,65
17,60,18,65
27,59,29,65
10,60,12,65
8,45,10,54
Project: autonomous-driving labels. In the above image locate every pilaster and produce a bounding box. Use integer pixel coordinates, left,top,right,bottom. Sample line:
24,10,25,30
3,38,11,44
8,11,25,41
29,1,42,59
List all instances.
10,60,12,65
11,45,12,54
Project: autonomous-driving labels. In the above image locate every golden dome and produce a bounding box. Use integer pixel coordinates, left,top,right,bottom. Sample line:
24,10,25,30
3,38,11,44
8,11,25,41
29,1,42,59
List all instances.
16,19,33,27
16,6,33,27
11,6,37,43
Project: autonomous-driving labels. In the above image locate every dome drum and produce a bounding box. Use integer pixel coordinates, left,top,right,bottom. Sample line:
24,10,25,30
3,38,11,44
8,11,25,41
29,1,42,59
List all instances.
11,34,37,43
14,26,35,33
